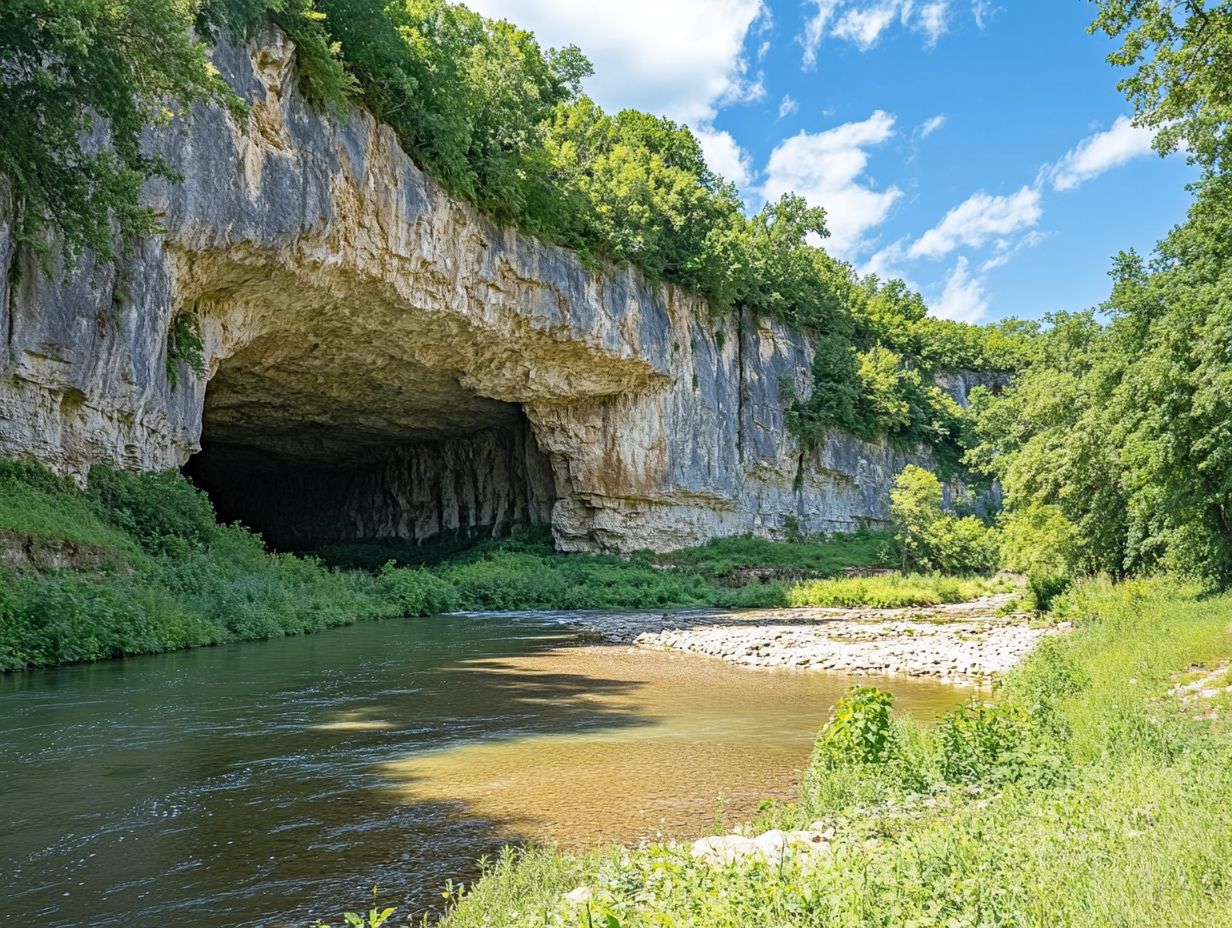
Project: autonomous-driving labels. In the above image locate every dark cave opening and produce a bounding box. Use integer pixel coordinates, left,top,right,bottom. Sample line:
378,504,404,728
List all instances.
183,409,557,560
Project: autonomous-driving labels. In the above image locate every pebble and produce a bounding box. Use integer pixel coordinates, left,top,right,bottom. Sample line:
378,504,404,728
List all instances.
564,595,1048,684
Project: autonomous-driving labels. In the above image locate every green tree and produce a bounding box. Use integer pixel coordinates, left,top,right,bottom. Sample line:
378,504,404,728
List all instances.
888,465,997,573
0,0,236,266
1091,0,1232,173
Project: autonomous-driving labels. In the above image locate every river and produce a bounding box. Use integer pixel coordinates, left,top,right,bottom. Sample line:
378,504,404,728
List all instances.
0,612,964,926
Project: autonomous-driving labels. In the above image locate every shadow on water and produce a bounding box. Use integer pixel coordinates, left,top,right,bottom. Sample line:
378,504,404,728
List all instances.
0,612,965,927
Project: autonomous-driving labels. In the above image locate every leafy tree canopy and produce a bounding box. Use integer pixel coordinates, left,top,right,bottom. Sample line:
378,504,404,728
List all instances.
965,3,1232,586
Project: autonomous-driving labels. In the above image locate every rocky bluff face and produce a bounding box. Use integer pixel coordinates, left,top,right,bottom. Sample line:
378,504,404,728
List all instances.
0,27,942,554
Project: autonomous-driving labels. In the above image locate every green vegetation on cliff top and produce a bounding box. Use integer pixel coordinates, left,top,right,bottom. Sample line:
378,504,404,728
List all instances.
4,0,1032,467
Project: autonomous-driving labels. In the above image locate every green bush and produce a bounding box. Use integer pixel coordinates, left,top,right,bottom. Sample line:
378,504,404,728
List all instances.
655,530,893,579
889,465,999,573
378,563,459,616
86,465,217,557
0,462,402,670
937,698,1063,789
802,685,935,813
1028,572,1072,613
814,685,896,766
784,572,1007,608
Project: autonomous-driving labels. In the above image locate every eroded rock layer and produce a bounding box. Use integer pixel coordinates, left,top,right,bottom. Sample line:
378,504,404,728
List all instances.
0,27,946,553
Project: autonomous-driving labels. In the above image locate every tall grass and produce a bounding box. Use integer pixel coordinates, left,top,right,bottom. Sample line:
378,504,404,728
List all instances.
785,572,1012,608
434,578,1232,928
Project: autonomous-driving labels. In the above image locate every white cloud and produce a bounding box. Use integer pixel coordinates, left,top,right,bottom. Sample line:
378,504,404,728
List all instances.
759,110,902,258
860,239,912,282
933,257,989,322
971,0,998,29
463,0,763,192
831,1,901,50
778,95,799,119
695,126,754,188
1047,115,1157,191
462,0,762,125
801,0,952,62
801,1,843,68
919,114,946,137
979,230,1046,272
915,1,950,47
908,185,1043,259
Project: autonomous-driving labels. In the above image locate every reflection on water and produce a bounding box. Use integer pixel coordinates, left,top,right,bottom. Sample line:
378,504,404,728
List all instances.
0,613,965,928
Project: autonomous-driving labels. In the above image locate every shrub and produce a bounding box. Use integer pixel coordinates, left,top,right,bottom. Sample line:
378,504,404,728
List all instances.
815,685,896,766
937,698,1063,789
803,685,935,813
784,572,1006,608
0,459,75,496
441,551,572,610
378,564,459,616
86,465,217,557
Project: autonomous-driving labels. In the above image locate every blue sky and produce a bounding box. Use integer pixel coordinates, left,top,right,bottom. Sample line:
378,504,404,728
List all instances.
463,1,1198,323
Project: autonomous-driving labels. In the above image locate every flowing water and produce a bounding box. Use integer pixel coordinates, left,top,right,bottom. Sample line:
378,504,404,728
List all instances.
0,612,965,927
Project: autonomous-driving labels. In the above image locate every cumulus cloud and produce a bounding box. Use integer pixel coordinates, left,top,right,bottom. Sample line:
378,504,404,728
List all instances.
860,239,913,282
778,95,800,119
759,110,902,258
1047,116,1157,191
919,114,946,137
464,0,765,125
933,257,989,322
463,0,765,193
802,0,952,62
695,126,754,188
908,185,1043,259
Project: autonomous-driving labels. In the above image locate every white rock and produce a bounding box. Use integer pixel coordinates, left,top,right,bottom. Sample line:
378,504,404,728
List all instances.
563,887,592,905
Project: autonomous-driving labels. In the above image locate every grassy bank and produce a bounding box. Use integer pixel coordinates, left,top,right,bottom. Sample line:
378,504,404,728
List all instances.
0,461,405,670
0,461,1007,671
424,578,1232,927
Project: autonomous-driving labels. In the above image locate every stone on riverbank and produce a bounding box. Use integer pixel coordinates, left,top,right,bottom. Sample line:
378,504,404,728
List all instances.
569,595,1049,684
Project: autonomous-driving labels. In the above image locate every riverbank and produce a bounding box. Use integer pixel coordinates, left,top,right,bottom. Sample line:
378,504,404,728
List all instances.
562,594,1045,683
2,460,1014,671
428,578,1232,928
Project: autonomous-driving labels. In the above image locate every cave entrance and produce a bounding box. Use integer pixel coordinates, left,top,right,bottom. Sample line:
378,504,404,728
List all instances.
182,345,557,563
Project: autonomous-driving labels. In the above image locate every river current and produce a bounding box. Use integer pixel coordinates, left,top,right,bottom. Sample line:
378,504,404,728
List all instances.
0,612,962,926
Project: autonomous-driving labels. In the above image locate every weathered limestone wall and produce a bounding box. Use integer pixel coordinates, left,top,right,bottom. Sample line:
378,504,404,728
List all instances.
0,27,951,553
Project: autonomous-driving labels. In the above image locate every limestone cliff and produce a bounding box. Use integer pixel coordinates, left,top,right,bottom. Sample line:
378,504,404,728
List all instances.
0,27,952,554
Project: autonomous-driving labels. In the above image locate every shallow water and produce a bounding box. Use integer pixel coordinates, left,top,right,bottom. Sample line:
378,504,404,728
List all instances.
0,612,964,927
